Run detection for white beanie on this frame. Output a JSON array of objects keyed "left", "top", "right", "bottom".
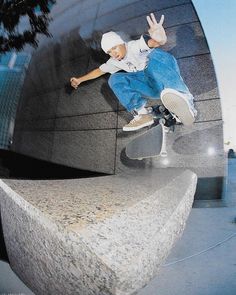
[{"left": 101, "top": 31, "right": 124, "bottom": 53}]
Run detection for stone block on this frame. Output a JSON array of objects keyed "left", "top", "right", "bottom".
[
  {"left": 21, "top": 63, "right": 53, "bottom": 97},
  {"left": 97, "top": 0, "right": 144, "bottom": 18},
  {"left": 55, "top": 112, "right": 117, "bottom": 131},
  {"left": 117, "top": 97, "right": 222, "bottom": 124},
  {"left": 55, "top": 60, "right": 88, "bottom": 87},
  {"left": 14, "top": 118, "right": 55, "bottom": 132},
  {"left": 163, "top": 22, "right": 209, "bottom": 58},
  {"left": 49, "top": 3, "right": 99, "bottom": 38},
  {"left": 56, "top": 76, "right": 118, "bottom": 117},
  {"left": 16, "top": 90, "right": 60, "bottom": 121},
  {"left": 195, "top": 99, "right": 222, "bottom": 122},
  {"left": 25, "top": 61, "right": 61, "bottom": 96},
  {"left": 171, "top": 121, "right": 224, "bottom": 156},
  {"left": 30, "top": 45, "right": 57, "bottom": 71},
  {"left": 51, "top": 129, "right": 117, "bottom": 174},
  {"left": 0, "top": 168, "right": 197, "bottom": 295},
  {"left": 51, "top": 0, "right": 103, "bottom": 19},
  {"left": 178, "top": 54, "right": 220, "bottom": 100},
  {"left": 56, "top": 32, "right": 90, "bottom": 65},
  {"left": 11, "top": 131, "right": 54, "bottom": 162},
  {"left": 110, "top": 3, "right": 197, "bottom": 38},
  {"left": 95, "top": 0, "right": 191, "bottom": 31}
]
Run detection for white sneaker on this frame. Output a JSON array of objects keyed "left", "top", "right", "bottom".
[{"left": 161, "top": 88, "right": 197, "bottom": 126}]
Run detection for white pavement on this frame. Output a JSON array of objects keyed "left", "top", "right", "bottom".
[
  {"left": 1, "top": 207, "right": 236, "bottom": 295},
  {"left": 138, "top": 207, "right": 236, "bottom": 295}
]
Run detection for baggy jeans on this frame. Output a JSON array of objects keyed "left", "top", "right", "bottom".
[{"left": 108, "top": 48, "right": 191, "bottom": 112}]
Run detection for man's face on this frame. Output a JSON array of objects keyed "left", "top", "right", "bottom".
[{"left": 107, "top": 44, "right": 126, "bottom": 60}]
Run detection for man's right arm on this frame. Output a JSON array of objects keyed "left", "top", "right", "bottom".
[{"left": 70, "top": 67, "right": 105, "bottom": 89}]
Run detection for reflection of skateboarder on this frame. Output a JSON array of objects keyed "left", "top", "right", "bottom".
[{"left": 70, "top": 13, "right": 197, "bottom": 131}]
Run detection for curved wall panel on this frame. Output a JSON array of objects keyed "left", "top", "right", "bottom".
[{"left": 12, "top": 0, "right": 225, "bottom": 198}]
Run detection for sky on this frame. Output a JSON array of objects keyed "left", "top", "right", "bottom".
[{"left": 192, "top": 0, "right": 236, "bottom": 150}]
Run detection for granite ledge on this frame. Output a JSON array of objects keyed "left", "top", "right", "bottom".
[{"left": 0, "top": 169, "right": 197, "bottom": 295}]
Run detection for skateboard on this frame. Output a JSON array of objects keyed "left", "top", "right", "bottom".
[{"left": 125, "top": 105, "right": 176, "bottom": 160}]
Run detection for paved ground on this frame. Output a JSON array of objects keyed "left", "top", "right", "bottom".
[
  {"left": 138, "top": 207, "right": 236, "bottom": 295},
  {"left": 138, "top": 158, "right": 236, "bottom": 295},
  {"left": 1, "top": 160, "right": 236, "bottom": 295}
]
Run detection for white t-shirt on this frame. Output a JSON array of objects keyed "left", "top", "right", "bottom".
[{"left": 99, "top": 35, "right": 152, "bottom": 74}]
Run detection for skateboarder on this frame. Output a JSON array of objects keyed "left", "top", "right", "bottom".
[{"left": 70, "top": 13, "right": 197, "bottom": 131}]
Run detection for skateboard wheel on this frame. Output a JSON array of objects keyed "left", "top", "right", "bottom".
[
  {"left": 159, "top": 105, "right": 165, "bottom": 112},
  {"left": 146, "top": 107, "right": 153, "bottom": 114},
  {"left": 160, "top": 151, "right": 168, "bottom": 157},
  {"left": 159, "top": 118, "right": 166, "bottom": 125}
]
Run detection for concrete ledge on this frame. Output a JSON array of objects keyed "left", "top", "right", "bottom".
[{"left": 0, "top": 169, "right": 197, "bottom": 294}]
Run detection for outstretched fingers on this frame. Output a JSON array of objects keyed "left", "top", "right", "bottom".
[
  {"left": 159, "top": 14, "right": 164, "bottom": 25},
  {"left": 146, "top": 15, "right": 153, "bottom": 27},
  {"left": 147, "top": 13, "right": 165, "bottom": 27},
  {"left": 150, "top": 13, "right": 158, "bottom": 25}
]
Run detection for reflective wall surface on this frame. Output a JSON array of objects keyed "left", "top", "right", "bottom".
[
  {"left": 12, "top": 0, "right": 225, "bottom": 198},
  {"left": 0, "top": 53, "right": 31, "bottom": 149}
]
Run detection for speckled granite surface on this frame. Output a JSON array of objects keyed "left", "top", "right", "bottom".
[
  {"left": 0, "top": 169, "right": 197, "bottom": 295},
  {"left": 3, "top": 169, "right": 184, "bottom": 229}
]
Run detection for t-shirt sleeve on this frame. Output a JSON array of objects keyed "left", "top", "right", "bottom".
[
  {"left": 99, "top": 58, "right": 121, "bottom": 74},
  {"left": 137, "top": 35, "right": 151, "bottom": 51},
  {"left": 128, "top": 35, "right": 151, "bottom": 54}
]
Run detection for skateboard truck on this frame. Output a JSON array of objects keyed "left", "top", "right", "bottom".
[
  {"left": 151, "top": 105, "right": 175, "bottom": 158},
  {"left": 159, "top": 118, "right": 168, "bottom": 157},
  {"left": 152, "top": 105, "right": 176, "bottom": 129}
]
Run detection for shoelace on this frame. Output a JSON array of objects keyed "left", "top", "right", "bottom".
[{"left": 129, "top": 115, "right": 142, "bottom": 124}]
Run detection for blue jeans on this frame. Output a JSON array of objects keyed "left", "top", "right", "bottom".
[{"left": 108, "top": 48, "right": 191, "bottom": 112}]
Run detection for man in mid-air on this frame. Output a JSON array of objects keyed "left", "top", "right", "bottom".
[{"left": 70, "top": 13, "right": 197, "bottom": 131}]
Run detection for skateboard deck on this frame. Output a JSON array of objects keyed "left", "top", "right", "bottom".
[{"left": 125, "top": 123, "right": 167, "bottom": 160}]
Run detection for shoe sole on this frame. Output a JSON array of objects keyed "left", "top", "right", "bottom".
[
  {"left": 161, "top": 90, "right": 195, "bottom": 126},
  {"left": 123, "top": 119, "right": 154, "bottom": 131}
]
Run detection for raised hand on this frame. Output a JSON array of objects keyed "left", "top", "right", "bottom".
[{"left": 146, "top": 13, "right": 167, "bottom": 45}]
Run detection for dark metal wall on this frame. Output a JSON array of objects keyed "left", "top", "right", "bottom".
[{"left": 12, "top": 0, "right": 225, "bottom": 198}]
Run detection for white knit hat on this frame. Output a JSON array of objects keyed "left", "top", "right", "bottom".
[{"left": 101, "top": 31, "right": 124, "bottom": 53}]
